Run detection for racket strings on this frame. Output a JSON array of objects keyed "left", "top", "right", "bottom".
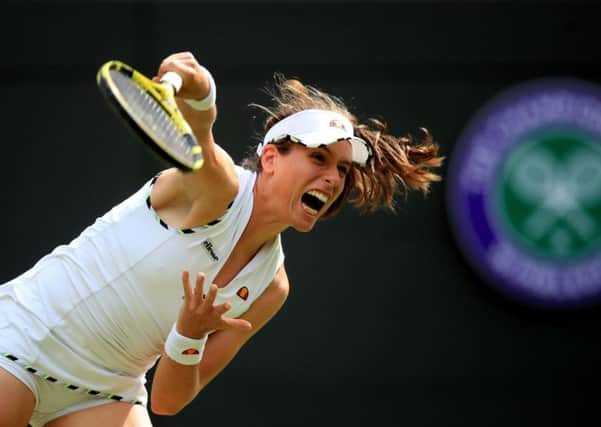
[{"left": 111, "top": 71, "right": 195, "bottom": 161}]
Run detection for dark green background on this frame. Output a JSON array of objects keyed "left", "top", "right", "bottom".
[{"left": 1, "top": 1, "right": 600, "bottom": 426}]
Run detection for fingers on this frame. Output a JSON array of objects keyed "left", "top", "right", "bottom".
[
  {"left": 179, "top": 270, "right": 252, "bottom": 332},
  {"left": 156, "top": 52, "right": 212, "bottom": 102},
  {"left": 212, "top": 301, "right": 231, "bottom": 318},
  {"left": 181, "top": 270, "right": 194, "bottom": 303},
  {"left": 182, "top": 271, "right": 209, "bottom": 309},
  {"left": 223, "top": 317, "right": 253, "bottom": 331},
  {"left": 215, "top": 302, "right": 252, "bottom": 331},
  {"left": 183, "top": 271, "right": 218, "bottom": 308},
  {"left": 204, "top": 281, "right": 219, "bottom": 306},
  {"left": 157, "top": 51, "right": 199, "bottom": 79},
  {"left": 194, "top": 272, "right": 206, "bottom": 305}
]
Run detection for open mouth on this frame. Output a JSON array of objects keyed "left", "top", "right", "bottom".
[{"left": 301, "top": 190, "right": 328, "bottom": 215}]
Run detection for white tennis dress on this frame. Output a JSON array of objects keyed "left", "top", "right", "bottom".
[{"left": 0, "top": 165, "right": 284, "bottom": 409}]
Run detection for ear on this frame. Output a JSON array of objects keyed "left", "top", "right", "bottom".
[{"left": 260, "top": 144, "right": 279, "bottom": 175}]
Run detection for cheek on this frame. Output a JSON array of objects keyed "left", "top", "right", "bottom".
[
  {"left": 274, "top": 161, "right": 302, "bottom": 196},
  {"left": 334, "top": 175, "right": 349, "bottom": 199},
  {"left": 278, "top": 156, "right": 309, "bottom": 180}
]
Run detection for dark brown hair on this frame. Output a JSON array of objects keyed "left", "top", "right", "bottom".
[{"left": 242, "top": 75, "right": 444, "bottom": 218}]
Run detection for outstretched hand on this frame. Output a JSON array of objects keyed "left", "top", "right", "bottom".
[{"left": 176, "top": 270, "right": 252, "bottom": 339}]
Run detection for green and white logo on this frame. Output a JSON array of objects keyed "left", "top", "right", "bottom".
[{"left": 495, "top": 131, "right": 601, "bottom": 260}]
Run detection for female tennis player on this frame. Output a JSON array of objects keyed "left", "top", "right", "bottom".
[{"left": 0, "top": 52, "right": 443, "bottom": 427}]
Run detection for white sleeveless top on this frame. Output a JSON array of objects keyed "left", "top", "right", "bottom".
[{"left": 0, "top": 166, "right": 284, "bottom": 404}]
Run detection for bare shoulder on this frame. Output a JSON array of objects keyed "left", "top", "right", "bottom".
[
  {"left": 150, "top": 143, "right": 239, "bottom": 228},
  {"left": 188, "top": 143, "right": 239, "bottom": 206},
  {"left": 183, "top": 143, "right": 239, "bottom": 201}
]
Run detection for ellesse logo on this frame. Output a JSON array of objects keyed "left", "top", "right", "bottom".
[
  {"left": 236, "top": 286, "right": 249, "bottom": 301},
  {"left": 329, "top": 119, "right": 346, "bottom": 131}
]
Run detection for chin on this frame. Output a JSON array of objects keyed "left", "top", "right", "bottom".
[
  {"left": 294, "top": 226, "right": 314, "bottom": 233},
  {"left": 291, "top": 216, "right": 318, "bottom": 233}
]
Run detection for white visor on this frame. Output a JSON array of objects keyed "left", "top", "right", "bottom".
[{"left": 257, "top": 109, "right": 373, "bottom": 166}]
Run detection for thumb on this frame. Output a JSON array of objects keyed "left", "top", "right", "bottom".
[{"left": 223, "top": 317, "right": 252, "bottom": 331}]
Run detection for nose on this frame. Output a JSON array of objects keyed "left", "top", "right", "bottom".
[{"left": 323, "top": 164, "right": 342, "bottom": 187}]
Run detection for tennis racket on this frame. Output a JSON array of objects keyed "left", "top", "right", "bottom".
[{"left": 97, "top": 60, "right": 203, "bottom": 172}]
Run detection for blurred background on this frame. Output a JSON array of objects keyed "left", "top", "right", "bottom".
[{"left": 1, "top": 0, "right": 600, "bottom": 425}]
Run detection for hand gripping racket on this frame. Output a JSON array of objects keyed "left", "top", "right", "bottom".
[{"left": 97, "top": 60, "right": 203, "bottom": 172}]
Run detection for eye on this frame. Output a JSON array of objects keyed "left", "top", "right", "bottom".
[
  {"left": 337, "top": 165, "right": 350, "bottom": 177},
  {"left": 311, "top": 152, "right": 326, "bottom": 163}
]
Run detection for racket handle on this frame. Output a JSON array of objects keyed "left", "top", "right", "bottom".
[{"left": 161, "top": 72, "right": 183, "bottom": 94}]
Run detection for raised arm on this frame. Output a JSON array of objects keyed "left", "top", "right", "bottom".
[
  {"left": 151, "top": 265, "right": 290, "bottom": 415},
  {"left": 150, "top": 52, "right": 238, "bottom": 229}
]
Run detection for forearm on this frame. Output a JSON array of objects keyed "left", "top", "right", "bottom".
[
  {"left": 172, "top": 101, "right": 238, "bottom": 206},
  {"left": 157, "top": 51, "right": 219, "bottom": 162},
  {"left": 176, "top": 60, "right": 218, "bottom": 155},
  {"left": 151, "top": 355, "right": 204, "bottom": 415},
  {"left": 178, "top": 101, "right": 217, "bottom": 152},
  {"left": 150, "top": 270, "right": 288, "bottom": 415}
]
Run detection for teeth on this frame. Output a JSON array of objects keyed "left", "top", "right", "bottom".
[
  {"left": 307, "top": 190, "right": 328, "bottom": 203},
  {"left": 302, "top": 203, "right": 318, "bottom": 215}
]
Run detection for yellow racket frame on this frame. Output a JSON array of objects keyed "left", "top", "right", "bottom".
[{"left": 97, "top": 60, "right": 203, "bottom": 171}]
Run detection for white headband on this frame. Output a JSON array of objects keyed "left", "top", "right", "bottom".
[{"left": 256, "top": 109, "right": 372, "bottom": 166}]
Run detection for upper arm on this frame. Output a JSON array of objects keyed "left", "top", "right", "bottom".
[
  {"left": 194, "top": 265, "right": 290, "bottom": 387},
  {"left": 150, "top": 135, "right": 239, "bottom": 228}
]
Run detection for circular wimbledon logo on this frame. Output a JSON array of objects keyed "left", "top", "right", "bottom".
[{"left": 447, "top": 78, "right": 601, "bottom": 310}]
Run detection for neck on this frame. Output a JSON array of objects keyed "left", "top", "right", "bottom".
[{"left": 238, "top": 172, "right": 288, "bottom": 249}]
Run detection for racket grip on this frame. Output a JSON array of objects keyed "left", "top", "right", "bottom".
[{"left": 161, "top": 72, "right": 183, "bottom": 94}]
